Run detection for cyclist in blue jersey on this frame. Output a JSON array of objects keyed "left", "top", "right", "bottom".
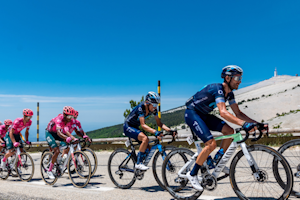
[
  {"left": 184, "top": 65, "right": 268, "bottom": 191},
  {"left": 124, "top": 91, "right": 176, "bottom": 171}
]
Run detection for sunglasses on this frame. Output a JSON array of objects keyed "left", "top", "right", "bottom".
[
  {"left": 151, "top": 103, "right": 158, "bottom": 108},
  {"left": 26, "top": 116, "right": 32, "bottom": 119},
  {"left": 66, "top": 115, "right": 74, "bottom": 119},
  {"left": 232, "top": 76, "right": 242, "bottom": 81}
]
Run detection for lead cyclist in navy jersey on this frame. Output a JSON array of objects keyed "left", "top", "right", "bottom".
[
  {"left": 124, "top": 91, "right": 176, "bottom": 171},
  {"left": 184, "top": 65, "right": 268, "bottom": 191}
]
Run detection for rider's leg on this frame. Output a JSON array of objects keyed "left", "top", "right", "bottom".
[
  {"left": 220, "top": 124, "right": 234, "bottom": 152},
  {"left": 137, "top": 132, "right": 149, "bottom": 165}
]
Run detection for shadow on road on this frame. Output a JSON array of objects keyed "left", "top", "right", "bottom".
[{"left": 139, "top": 185, "right": 164, "bottom": 192}]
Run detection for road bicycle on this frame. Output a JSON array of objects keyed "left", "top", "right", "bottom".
[
  {"left": 40, "top": 139, "right": 91, "bottom": 188},
  {"left": 162, "top": 125, "right": 293, "bottom": 200},
  {"left": 0, "top": 145, "right": 34, "bottom": 181},
  {"left": 42, "top": 138, "right": 97, "bottom": 177},
  {"left": 108, "top": 131, "right": 177, "bottom": 189},
  {"left": 276, "top": 138, "right": 300, "bottom": 197}
]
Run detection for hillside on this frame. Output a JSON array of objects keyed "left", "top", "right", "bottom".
[{"left": 87, "top": 75, "right": 300, "bottom": 138}]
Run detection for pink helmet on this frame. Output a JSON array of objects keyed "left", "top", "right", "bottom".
[
  {"left": 4, "top": 119, "right": 12, "bottom": 126},
  {"left": 63, "top": 106, "right": 75, "bottom": 116},
  {"left": 74, "top": 110, "right": 79, "bottom": 118},
  {"left": 23, "top": 108, "right": 34, "bottom": 116}
]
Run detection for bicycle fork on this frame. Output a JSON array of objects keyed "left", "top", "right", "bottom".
[{"left": 240, "top": 143, "right": 260, "bottom": 180}]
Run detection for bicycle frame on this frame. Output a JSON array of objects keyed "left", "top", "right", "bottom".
[
  {"left": 178, "top": 132, "right": 259, "bottom": 180},
  {"left": 58, "top": 143, "right": 77, "bottom": 172}
]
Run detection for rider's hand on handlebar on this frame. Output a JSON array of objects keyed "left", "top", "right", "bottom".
[
  {"left": 26, "top": 141, "right": 31, "bottom": 145},
  {"left": 170, "top": 130, "right": 178, "bottom": 137},
  {"left": 242, "top": 122, "right": 257, "bottom": 133},
  {"left": 155, "top": 131, "right": 163, "bottom": 140}
]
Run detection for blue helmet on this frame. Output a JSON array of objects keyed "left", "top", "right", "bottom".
[
  {"left": 221, "top": 65, "right": 243, "bottom": 78},
  {"left": 145, "top": 91, "right": 160, "bottom": 104}
]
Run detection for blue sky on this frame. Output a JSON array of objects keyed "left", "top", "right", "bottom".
[{"left": 0, "top": 1, "right": 299, "bottom": 141}]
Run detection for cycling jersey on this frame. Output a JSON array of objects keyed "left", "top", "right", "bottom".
[
  {"left": 186, "top": 83, "right": 236, "bottom": 115},
  {"left": 68, "top": 119, "right": 83, "bottom": 133},
  {"left": 46, "top": 114, "right": 75, "bottom": 134},
  {"left": 0, "top": 125, "right": 7, "bottom": 138},
  {"left": 9, "top": 118, "right": 32, "bottom": 135},
  {"left": 124, "top": 102, "right": 158, "bottom": 128}
]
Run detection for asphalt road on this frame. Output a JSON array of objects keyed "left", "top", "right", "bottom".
[{"left": 0, "top": 150, "right": 298, "bottom": 200}]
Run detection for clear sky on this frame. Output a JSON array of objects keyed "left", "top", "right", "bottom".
[{"left": 0, "top": 0, "right": 299, "bottom": 141}]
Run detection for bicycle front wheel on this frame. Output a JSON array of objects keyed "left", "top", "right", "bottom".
[
  {"left": 152, "top": 145, "right": 176, "bottom": 189},
  {"left": 40, "top": 152, "right": 58, "bottom": 185},
  {"left": 108, "top": 148, "right": 136, "bottom": 189},
  {"left": 162, "top": 148, "right": 202, "bottom": 200},
  {"left": 68, "top": 151, "right": 91, "bottom": 188},
  {"left": 276, "top": 139, "right": 300, "bottom": 197},
  {"left": 82, "top": 147, "right": 98, "bottom": 177},
  {"left": 230, "top": 144, "right": 293, "bottom": 200},
  {"left": 0, "top": 153, "right": 9, "bottom": 180},
  {"left": 16, "top": 152, "right": 34, "bottom": 182}
]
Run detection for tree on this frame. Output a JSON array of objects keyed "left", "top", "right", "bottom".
[{"left": 123, "top": 96, "right": 144, "bottom": 118}]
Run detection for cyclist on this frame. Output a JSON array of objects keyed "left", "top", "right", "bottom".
[
  {"left": 1, "top": 109, "right": 33, "bottom": 169},
  {"left": 124, "top": 91, "right": 176, "bottom": 170},
  {"left": 45, "top": 106, "right": 78, "bottom": 179},
  {"left": 0, "top": 120, "right": 13, "bottom": 152},
  {"left": 184, "top": 65, "right": 268, "bottom": 191}
]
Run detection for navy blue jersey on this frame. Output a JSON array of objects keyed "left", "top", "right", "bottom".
[
  {"left": 125, "top": 102, "right": 158, "bottom": 128},
  {"left": 186, "top": 83, "right": 236, "bottom": 115}
]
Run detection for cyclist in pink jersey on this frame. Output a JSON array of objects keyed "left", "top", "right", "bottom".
[
  {"left": 1, "top": 109, "right": 33, "bottom": 169},
  {"left": 45, "top": 106, "right": 78, "bottom": 179},
  {"left": 73, "top": 110, "right": 91, "bottom": 142},
  {"left": 0, "top": 120, "right": 13, "bottom": 152}
]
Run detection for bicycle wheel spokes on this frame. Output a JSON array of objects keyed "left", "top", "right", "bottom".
[
  {"left": 16, "top": 152, "right": 34, "bottom": 182},
  {"left": 68, "top": 151, "right": 91, "bottom": 188},
  {"left": 0, "top": 153, "right": 9, "bottom": 180},
  {"left": 82, "top": 147, "right": 98, "bottom": 177},
  {"left": 230, "top": 145, "right": 293, "bottom": 200},
  {"left": 163, "top": 148, "right": 202, "bottom": 200},
  {"left": 277, "top": 139, "right": 300, "bottom": 197},
  {"left": 108, "top": 148, "right": 136, "bottom": 189},
  {"left": 40, "top": 152, "right": 58, "bottom": 185}
]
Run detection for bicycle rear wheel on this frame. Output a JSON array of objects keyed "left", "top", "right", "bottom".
[
  {"left": 40, "top": 152, "right": 58, "bottom": 185},
  {"left": 16, "top": 152, "right": 34, "bottom": 181},
  {"left": 230, "top": 144, "right": 293, "bottom": 200},
  {"left": 68, "top": 151, "right": 91, "bottom": 188},
  {"left": 162, "top": 148, "right": 202, "bottom": 200},
  {"left": 108, "top": 148, "right": 136, "bottom": 189},
  {"left": 82, "top": 147, "right": 98, "bottom": 177},
  {"left": 276, "top": 139, "right": 300, "bottom": 197},
  {"left": 152, "top": 146, "right": 176, "bottom": 189},
  {"left": 0, "top": 153, "right": 9, "bottom": 180}
]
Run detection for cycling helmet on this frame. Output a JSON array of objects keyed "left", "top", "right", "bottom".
[
  {"left": 63, "top": 106, "right": 75, "bottom": 115},
  {"left": 23, "top": 108, "right": 34, "bottom": 116},
  {"left": 221, "top": 65, "right": 243, "bottom": 78},
  {"left": 74, "top": 110, "right": 79, "bottom": 118},
  {"left": 145, "top": 91, "right": 160, "bottom": 104},
  {"left": 4, "top": 119, "right": 12, "bottom": 126}
]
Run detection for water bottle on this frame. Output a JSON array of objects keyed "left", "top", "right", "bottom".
[
  {"left": 214, "top": 148, "right": 224, "bottom": 165},
  {"left": 206, "top": 155, "right": 215, "bottom": 169}
]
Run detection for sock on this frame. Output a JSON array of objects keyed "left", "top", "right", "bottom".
[
  {"left": 48, "top": 163, "right": 54, "bottom": 172},
  {"left": 2, "top": 157, "right": 7, "bottom": 163},
  {"left": 137, "top": 151, "right": 146, "bottom": 164},
  {"left": 190, "top": 163, "right": 201, "bottom": 176}
]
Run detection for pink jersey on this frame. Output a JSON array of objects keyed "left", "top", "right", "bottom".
[
  {"left": 47, "top": 114, "right": 75, "bottom": 134},
  {"left": 0, "top": 125, "right": 7, "bottom": 138},
  {"left": 67, "top": 119, "right": 83, "bottom": 133},
  {"left": 10, "top": 118, "right": 32, "bottom": 135}
]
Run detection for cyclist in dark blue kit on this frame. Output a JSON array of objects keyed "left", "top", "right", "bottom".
[
  {"left": 124, "top": 91, "right": 175, "bottom": 171},
  {"left": 184, "top": 65, "right": 268, "bottom": 191}
]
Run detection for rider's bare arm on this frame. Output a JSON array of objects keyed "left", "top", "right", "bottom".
[
  {"left": 217, "top": 102, "right": 245, "bottom": 126},
  {"left": 140, "top": 116, "right": 156, "bottom": 134},
  {"left": 74, "top": 129, "right": 84, "bottom": 137},
  {"left": 154, "top": 116, "right": 171, "bottom": 132},
  {"left": 230, "top": 103, "right": 257, "bottom": 123},
  {"left": 25, "top": 128, "right": 29, "bottom": 141},
  {"left": 57, "top": 129, "right": 68, "bottom": 140}
]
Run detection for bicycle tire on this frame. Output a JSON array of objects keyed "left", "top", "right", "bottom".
[
  {"left": 152, "top": 145, "right": 176, "bottom": 189},
  {"left": 108, "top": 148, "right": 137, "bottom": 189},
  {"left": 162, "top": 148, "right": 202, "bottom": 200},
  {"left": 230, "top": 144, "right": 293, "bottom": 200},
  {"left": 16, "top": 152, "right": 34, "bottom": 181},
  {"left": 82, "top": 147, "right": 98, "bottom": 177},
  {"left": 40, "top": 152, "right": 58, "bottom": 185},
  {"left": 0, "top": 153, "right": 9, "bottom": 180},
  {"left": 276, "top": 139, "right": 300, "bottom": 197},
  {"left": 68, "top": 151, "right": 91, "bottom": 188}
]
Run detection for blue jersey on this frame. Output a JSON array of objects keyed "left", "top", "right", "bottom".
[
  {"left": 186, "top": 83, "right": 236, "bottom": 115},
  {"left": 125, "top": 102, "right": 158, "bottom": 128}
]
